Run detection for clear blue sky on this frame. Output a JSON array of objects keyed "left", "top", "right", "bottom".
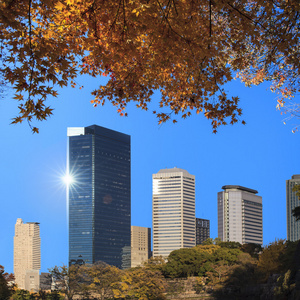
[{"left": 0, "top": 75, "right": 299, "bottom": 274}]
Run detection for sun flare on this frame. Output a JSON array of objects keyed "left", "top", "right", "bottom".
[{"left": 63, "top": 174, "right": 74, "bottom": 185}]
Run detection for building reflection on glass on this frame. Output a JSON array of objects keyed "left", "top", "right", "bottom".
[{"left": 67, "top": 125, "right": 131, "bottom": 269}]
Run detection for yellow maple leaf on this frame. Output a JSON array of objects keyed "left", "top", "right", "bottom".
[{"left": 55, "top": 2, "right": 64, "bottom": 10}]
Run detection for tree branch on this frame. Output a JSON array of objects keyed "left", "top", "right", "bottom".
[{"left": 225, "top": 2, "right": 266, "bottom": 30}]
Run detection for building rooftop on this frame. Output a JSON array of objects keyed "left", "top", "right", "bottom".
[
  {"left": 157, "top": 167, "right": 193, "bottom": 176},
  {"left": 222, "top": 185, "right": 258, "bottom": 194}
]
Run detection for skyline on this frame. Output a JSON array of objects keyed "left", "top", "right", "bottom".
[{"left": 0, "top": 76, "right": 300, "bottom": 275}]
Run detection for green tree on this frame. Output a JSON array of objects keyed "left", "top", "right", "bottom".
[
  {"left": 206, "top": 246, "right": 242, "bottom": 283},
  {"left": 163, "top": 248, "right": 208, "bottom": 278},
  {"left": 201, "top": 238, "right": 221, "bottom": 245},
  {"left": 36, "top": 290, "right": 47, "bottom": 300},
  {"left": 212, "top": 252, "right": 260, "bottom": 299},
  {"left": 122, "top": 267, "right": 166, "bottom": 300},
  {"left": 142, "top": 256, "right": 166, "bottom": 273},
  {"left": 240, "top": 243, "right": 263, "bottom": 258},
  {"left": 0, "top": 273, "right": 10, "bottom": 300},
  {"left": 84, "top": 262, "right": 122, "bottom": 300},
  {"left": 271, "top": 241, "right": 300, "bottom": 299},
  {"left": 292, "top": 185, "right": 300, "bottom": 221},
  {"left": 201, "top": 238, "right": 214, "bottom": 245},
  {"left": 164, "top": 278, "right": 184, "bottom": 299},
  {"left": 12, "top": 289, "right": 32, "bottom": 300},
  {"left": 218, "top": 241, "right": 241, "bottom": 249},
  {"left": 49, "top": 264, "right": 84, "bottom": 300},
  {"left": 257, "top": 240, "right": 297, "bottom": 282},
  {"left": 46, "top": 290, "right": 64, "bottom": 300},
  {"left": 163, "top": 244, "right": 242, "bottom": 279},
  {"left": 227, "top": 253, "right": 259, "bottom": 285},
  {"left": 212, "top": 247, "right": 241, "bottom": 264}
]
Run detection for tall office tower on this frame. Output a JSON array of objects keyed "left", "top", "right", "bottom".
[
  {"left": 67, "top": 125, "right": 131, "bottom": 269},
  {"left": 131, "top": 226, "right": 151, "bottom": 268},
  {"left": 196, "top": 218, "right": 210, "bottom": 245},
  {"left": 218, "top": 185, "right": 263, "bottom": 245},
  {"left": 286, "top": 175, "right": 300, "bottom": 241},
  {"left": 152, "top": 168, "right": 196, "bottom": 258},
  {"left": 14, "top": 218, "right": 41, "bottom": 291}
]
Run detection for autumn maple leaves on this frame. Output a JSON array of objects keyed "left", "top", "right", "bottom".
[{"left": 0, "top": 0, "right": 299, "bottom": 131}]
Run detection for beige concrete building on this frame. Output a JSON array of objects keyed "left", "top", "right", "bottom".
[
  {"left": 131, "top": 226, "right": 151, "bottom": 267},
  {"left": 14, "top": 218, "right": 41, "bottom": 291},
  {"left": 24, "top": 270, "right": 40, "bottom": 292},
  {"left": 153, "top": 168, "right": 196, "bottom": 258},
  {"left": 218, "top": 186, "right": 263, "bottom": 245}
]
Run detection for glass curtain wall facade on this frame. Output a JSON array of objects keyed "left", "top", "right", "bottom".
[
  {"left": 68, "top": 125, "right": 131, "bottom": 269},
  {"left": 286, "top": 175, "right": 300, "bottom": 241},
  {"left": 218, "top": 185, "right": 263, "bottom": 245},
  {"left": 152, "top": 168, "right": 195, "bottom": 258}
]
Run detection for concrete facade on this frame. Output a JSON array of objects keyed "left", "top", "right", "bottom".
[
  {"left": 25, "top": 270, "right": 40, "bottom": 292},
  {"left": 153, "top": 168, "right": 195, "bottom": 258},
  {"left": 14, "top": 218, "right": 40, "bottom": 291},
  {"left": 131, "top": 226, "right": 151, "bottom": 267},
  {"left": 40, "top": 272, "right": 53, "bottom": 291},
  {"left": 286, "top": 175, "right": 300, "bottom": 241},
  {"left": 218, "top": 186, "right": 263, "bottom": 245}
]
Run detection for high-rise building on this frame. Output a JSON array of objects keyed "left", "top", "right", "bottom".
[
  {"left": 286, "top": 175, "right": 300, "bottom": 241},
  {"left": 14, "top": 218, "right": 41, "bottom": 291},
  {"left": 218, "top": 185, "right": 263, "bottom": 245},
  {"left": 152, "top": 168, "right": 195, "bottom": 258},
  {"left": 196, "top": 218, "right": 210, "bottom": 245},
  {"left": 131, "top": 226, "right": 151, "bottom": 268},
  {"left": 67, "top": 125, "right": 131, "bottom": 269}
]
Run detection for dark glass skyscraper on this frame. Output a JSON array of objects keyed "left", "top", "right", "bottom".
[
  {"left": 196, "top": 218, "right": 210, "bottom": 245},
  {"left": 67, "top": 125, "right": 131, "bottom": 269}
]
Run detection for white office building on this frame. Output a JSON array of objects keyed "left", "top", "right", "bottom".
[
  {"left": 152, "top": 168, "right": 195, "bottom": 258},
  {"left": 218, "top": 185, "right": 263, "bottom": 245}
]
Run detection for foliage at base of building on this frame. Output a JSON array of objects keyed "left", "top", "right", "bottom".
[{"left": 4, "top": 239, "right": 300, "bottom": 300}]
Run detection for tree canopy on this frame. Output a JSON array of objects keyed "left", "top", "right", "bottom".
[
  {"left": 0, "top": 0, "right": 299, "bottom": 132},
  {"left": 49, "top": 262, "right": 167, "bottom": 300},
  {"left": 0, "top": 265, "right": 14, "bottom": 300},
  {"left": 163, "top": 245, "right": 242, "bottom": 278},
  {"left": 11, "top": 241, "right": 300, "bottom": 300},
  {"left": 292, "top": 184, "right": 300, "bottom": 221}
]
